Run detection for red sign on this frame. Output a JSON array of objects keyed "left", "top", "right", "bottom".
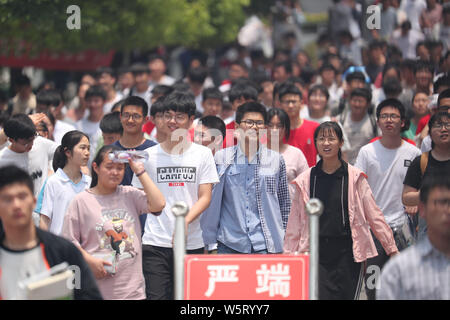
[
  {"left": 184, "top": 254, "right": 309, "bottom": 300},
  {"left": 0, "top": 40, "right": 114, "bottom": 71}
]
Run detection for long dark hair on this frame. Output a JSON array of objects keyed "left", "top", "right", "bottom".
[
  {"left": 313, "top": 121, "right": 344, "bottom": 160},
  {"left": 90, "top": 145, "right": 121, "bottom": 188},
  {"left": 267, "top": 108, "right": 291, "bottom": 140},
  {"left": 52, "top": 130, "right": 89, "bottom": 172}
]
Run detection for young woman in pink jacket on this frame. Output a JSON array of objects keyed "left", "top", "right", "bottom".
[{"left": 284, "top": 121, "right": 399, "bottom": 300}]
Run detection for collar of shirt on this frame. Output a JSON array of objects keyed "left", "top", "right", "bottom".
[
  {"left": 418, "top": 236, "right": 450, "bottom": 260},
  {"left": 236, "top": 144, "right": 260, "bottom": 165},
  {"left": 56, "top": 168, "right": 89, "bottom": 185},
  {"left": 315, "top": 159, "right": 348, "bottom": 177}
]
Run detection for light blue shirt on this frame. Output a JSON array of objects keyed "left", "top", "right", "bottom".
[
  {"left": 201, "top": 145, "right": 291, "bottom": 253},
  {"left": 220, "top": 146, "right": 266, "bottom": 253}
]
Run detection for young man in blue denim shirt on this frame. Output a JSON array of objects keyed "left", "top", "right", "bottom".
[{"left": 201, "top": 101, "right": 291, "bottom": 254}]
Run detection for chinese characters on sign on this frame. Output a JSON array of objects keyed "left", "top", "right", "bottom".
[
  {"left": 185, "top": 255, "right": 308, "bottom": 300},
  {"left": 205, "top": 265, "right": 239, "bottom": 297}
]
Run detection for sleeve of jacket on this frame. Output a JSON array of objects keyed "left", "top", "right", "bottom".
[
  {"left": 283, "top": 182, "right": 307, "bottom": 254},
  {"left": 277, "top": 157, "right": 291, "bottom": 230},
  {"left": 359, "top": 175, "right": 399, "bottom": 256},
  {"left": 200, "top": 164, "right": 224, "bottom": 246}
]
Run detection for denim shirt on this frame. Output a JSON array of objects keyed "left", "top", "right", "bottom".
[{"left": 201, "top": 145, "right": 291, "bottom": 253}]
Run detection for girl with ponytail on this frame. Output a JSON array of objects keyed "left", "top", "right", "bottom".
[{"left": 39, "top": 130, "right": 91, "bottom": 234}]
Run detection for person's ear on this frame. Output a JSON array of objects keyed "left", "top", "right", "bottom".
[{"left": 92, "top": 162, "right": 100, "bottom": 175}]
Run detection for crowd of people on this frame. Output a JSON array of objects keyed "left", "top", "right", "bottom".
[{"left": 0, "top": 0, "right": 449, "bottom": 301}]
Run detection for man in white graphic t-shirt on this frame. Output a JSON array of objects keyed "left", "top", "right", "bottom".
[
  {"left": 132, "top": 91, "right": 219, "bottom": 300},
  {"left": 355, "top": 98, "right": 421, "bottom": 300}
]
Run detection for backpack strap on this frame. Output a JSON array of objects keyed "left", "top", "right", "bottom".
[{"left": 420, "top": 152, "right": 429, "bottom": 176}]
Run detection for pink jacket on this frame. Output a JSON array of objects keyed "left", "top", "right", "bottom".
[{"left": 283, "top": 164, "right": 398, "bottom": 263}]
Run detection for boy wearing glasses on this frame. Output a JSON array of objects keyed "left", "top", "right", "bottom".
[
  {"left": 0, "top": 114, "right": 58, "bottom": 226},
  {"left": 278, "top": 82, "right": 319, "bottom": 167},
  {"left": 132, "top": 91, "right": 218, "bottom": 300},
  {"left": 201, "top": 102, "right": 291, "bottom": 255},
  {"left": 355, "top": 99, "right": 421, "bottom": 300},
  {"left": 113, "top": 96, "right": 157, "bottom": 185}
]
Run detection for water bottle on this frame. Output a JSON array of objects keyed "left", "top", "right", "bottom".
[{"left": 108, "top": 150, "right": 149, "bottom": 163}]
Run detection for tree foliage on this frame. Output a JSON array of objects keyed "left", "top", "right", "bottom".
[{"left": 0, "top": 0, "right": 250, "bottom": 53}]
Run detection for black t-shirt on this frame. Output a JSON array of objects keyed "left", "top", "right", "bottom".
[
  {"left": 310, "top": 160, "right": 351, "bottom": 238},
  {"left": 403, "top": 152, "right": 450, "bottom": 190}
]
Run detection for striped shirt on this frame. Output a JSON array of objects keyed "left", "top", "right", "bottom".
[{"left": 377, "top": 236, "right": 450, "bottom": 300}]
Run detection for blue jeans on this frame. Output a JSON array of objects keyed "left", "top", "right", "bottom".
[{"left": 217, "top": 242, "right": 268, "bottom": 254}]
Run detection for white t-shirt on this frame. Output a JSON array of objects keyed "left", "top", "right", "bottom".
[
  {"left": 103, "top": 92, "right": 124, "bottom": 114},
  {"left": 421, "top": 135, "right": 432, "bottom": 153},
  {"left": 132, "top": 143, "right": 219, "bottom": 250},
  {"left": 53, "top": 120, "right": 76, "bottom": 145},
  {"left": 0, "top": 244, "right": 48, "bottom": 300},
  {"left": 40, "top": 168, "right": 91, "bottom": 235},
  {"left": 0, "top": 136, "right": 58, "bottom": 198},
  {"left": 355, "top": 140, "right": 421, "bottom": 228}
]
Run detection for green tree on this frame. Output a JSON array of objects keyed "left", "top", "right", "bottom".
[{"left": 0, "top": 0, "right": 250, "bottom": 53}]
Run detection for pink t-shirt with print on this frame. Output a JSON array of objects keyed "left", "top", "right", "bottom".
[{"left": 62, "top": 185, "right": 149, "bottom": 300}]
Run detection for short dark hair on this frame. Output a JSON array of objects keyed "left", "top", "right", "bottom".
[
  {"left": 229, "top": 83, "right": 258, "bottom": 103},
  {"left": 130, "top": 63, "right": 150, "bottom": 75},
  {"left": 15, "top": 75, "right": 31, "bottom": 87},
  {"left": 274, "top": 60, "right": 293, "bottom": 75},
  {"left": 4, "top": 113, "right": 36, "bottom": 140},
  {"left": 151, "top": 85, "right": 173, "bottom": 97},
  {"left": 0, "top": 165, "right": 34, "bottom": 194},
  {"left": 95, "top": 67, "right": 115, "bottom": 79},
  {"left": 438, "top": 88, "right": 450, "bottom": 107},
  {"left": 308, "top": 84, "right": 330, "bottom": 101},
  {"left": 36, "top": 89, "right": 62, "bottom": 108},
  {"left": 100, "top": 112, "right": 123, "bottom": 135},
  {"left": 350, "top": 87, "right": 372, "bottom": 103},
  {"left": 187, "top": 67, "right": 208, "bottom": 84},
  {"left": 267, "top": 108, "right": 291, "bottom": 140},
  {"left": 419, "top": 173, "right": 450, "bottom": 204},
  {"left": 278, "top": 82, "right": 303, "bottom": 101},
  {"left": 230, "top": 60, "right": 249, "bottom": 72},
  {"left": 319, "top": 63, "right": 337, "bottom": 74},
  {"left": 198, "top": 115, "right": 226, "bottom": 139},
  {"left": 235, "top": 101, "right": 267, "bottom": 125},
  {"left": 202, "top": 87, "right": 223, "bottom": 103},
  {"left": 376, "top": 98, "right": 409, "bottom": 131},
  {"left": 121, "top": 96, "right": 149, "bottom": 117},
  {"left": 433, "top": 74, "right": 450, "bottom": 94},
  {"left": 414, "top": 60, "right": 434, "bottom": 75},
  {"left": 382, "top": 78, "right": 403, "bottom": 97},
  {"left": 346, "top": 71, "right": 366, "bottom": 84},
  {"left": 150, "top": 97, "right": 166, "bottom": 117},
  {"left": 85, "top": 85, "right": 107, "bottom": 101},
  {"left": 163, "top": 91, "right": 196, "bottom": 117}
]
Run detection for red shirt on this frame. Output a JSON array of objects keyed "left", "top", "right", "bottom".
[
  {"left": 369, "top": 136, "right": 416, "bottom": 146},
  {"left": 416, "top": 114, "right": 431, "bottom": 135},
  {"left": 142, "top": 121, "right": 155, "bottom": 135},
  {"left": 223, "top": 121, "right": 237, "bottom": 148},
  {"left": 285, "top": 119, "right": 319, "bottom": 167}
]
